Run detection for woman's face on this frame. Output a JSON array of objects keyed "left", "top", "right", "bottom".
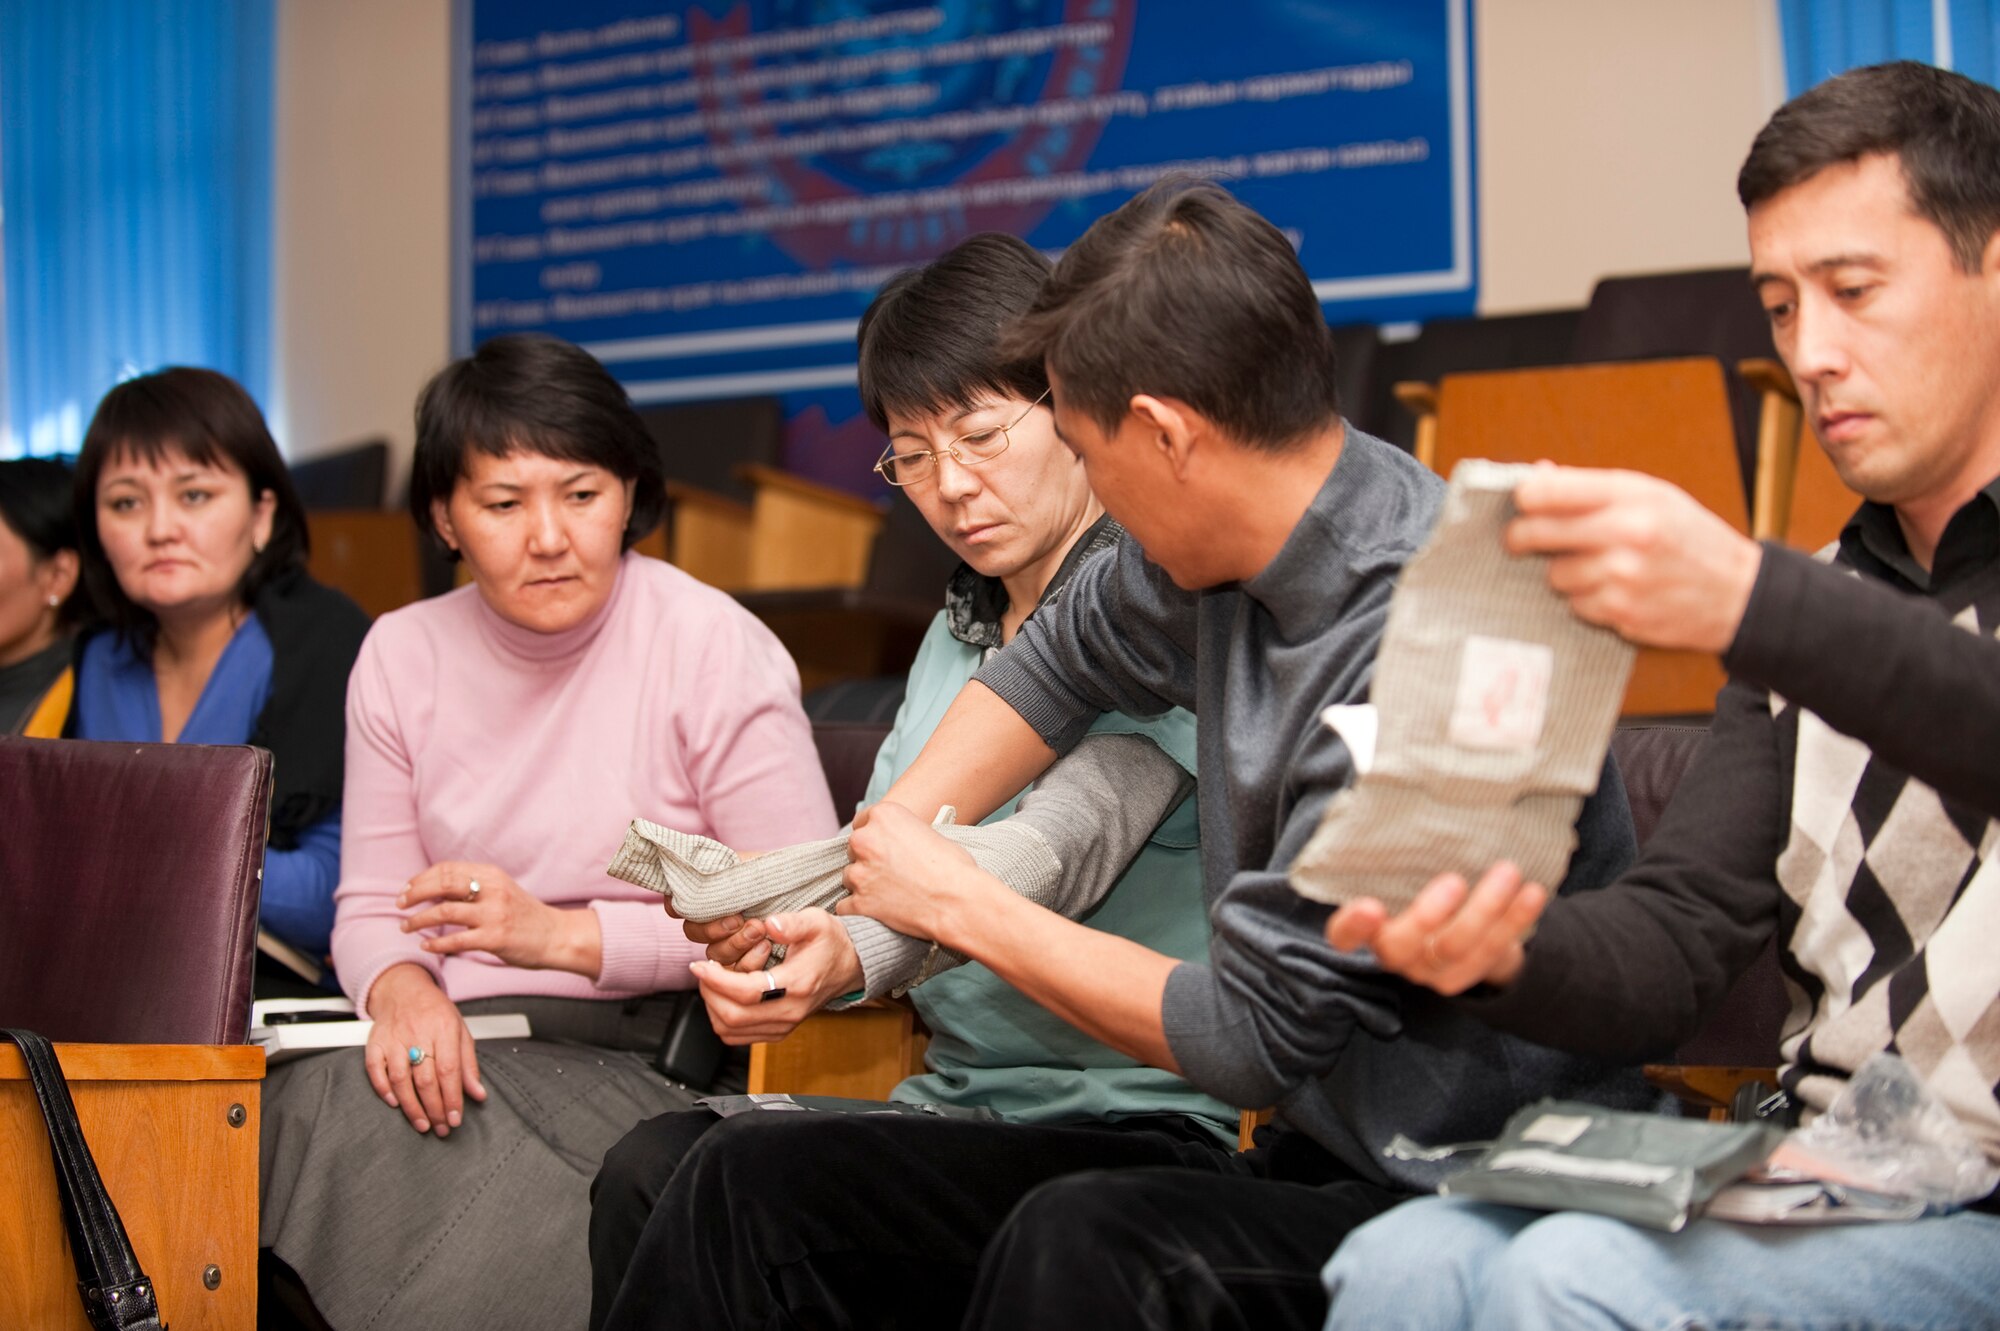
[
  {"left": 434, "top": 448, "right": 635, "bottom": 634},
  {"left": 95, "top": 447, "right": 275, "bottom": 624},
  {"left": 885, "top": 394, "right": 1095, "bottom": 582},
  {"left": 0, "top": 516, "right": 77, "bottom": 667}
]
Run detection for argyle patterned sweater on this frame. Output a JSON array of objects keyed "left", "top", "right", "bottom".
[{"left": 1468, "top": 483, "right": 2000, "bottom": 1164}]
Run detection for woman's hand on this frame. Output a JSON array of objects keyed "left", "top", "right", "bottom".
[
  {"left": 363, "top": 963, "right": 487, "bottom": 1137},
  {"left": 836, "top": 802, "right": 988, "bottom": 946},
  {"left": 689, "top": 911, "right": 868, "bottom": 1045},
  {"left": 399, "top": 860, "right": 602, "bottom": 978},
  {"left": 1323, "top": 862, "right": 1548, "bottom": 995}
]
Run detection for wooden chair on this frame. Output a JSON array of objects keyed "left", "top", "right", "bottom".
[
  {"left": 1740, "top": 358, "right": 1862, "bottom": 551},
  {"left": 0, "top": 738, "right": 273, "bottom": 1329},
  {"left": 662, "top": 468, "right": 886, "bottom": 595},
  {"left": 1426, "top": 358, "right": 1751, "bottom": 716},
  {"left": 737, "top": 498, "right": 957, "bottom": 694},
  {"left": 305, "top": 509, "right": 427, "bottom": 618}
]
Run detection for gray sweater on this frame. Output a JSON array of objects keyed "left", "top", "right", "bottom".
[{"left": 977, "top": 427, "right": 1657, "bottom": 1189}]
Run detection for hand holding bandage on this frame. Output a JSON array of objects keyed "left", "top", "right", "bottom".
[{"left": 1508, "top": 465, "right": 1762, "bottom": 656}]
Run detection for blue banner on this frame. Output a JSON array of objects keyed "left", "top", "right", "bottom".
[{"left": 459, "top": 0, "right": 1475, "bottom": 487}]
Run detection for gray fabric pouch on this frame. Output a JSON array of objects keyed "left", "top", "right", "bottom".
[{"left": 1440, "top": 1099, "right": 1783, "bottom": 1232}]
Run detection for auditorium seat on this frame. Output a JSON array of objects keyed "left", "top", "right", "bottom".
[
  {"left": 1363, "top": 307, "right": 1584, "bottom": 452},
  {"left": 1426, "top": 358, "right": 1748, "bottom": 716},
  {"left": 0, "top": 737, "right": 272, "bottom": 1329},
  {"left": 737, "top": 497, "right": 955, "bottom": 693}
]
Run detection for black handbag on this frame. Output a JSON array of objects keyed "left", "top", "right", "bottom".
[{"left": 1, "top": 1029, "right": 164, "bottom": 1330}]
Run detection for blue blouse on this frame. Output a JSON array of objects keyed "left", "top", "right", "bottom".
[{"left": 76, "top": 618, "right": 341, "bottom": 958}]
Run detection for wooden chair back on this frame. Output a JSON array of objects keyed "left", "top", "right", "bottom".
[
  {"left": 306, "top": 509, "right": 425, "bottom": 618},
  {"left": 1431, "top": 359, "right": 1749, "bottom": 716}
]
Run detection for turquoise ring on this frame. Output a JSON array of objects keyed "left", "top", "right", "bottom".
[{"left": 407, "top": 1046, "right": 427, "bottom": 1067}]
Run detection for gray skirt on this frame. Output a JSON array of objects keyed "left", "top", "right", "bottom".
[{"left": 260, "top": 994, "right": 732, "bottom": 1331}]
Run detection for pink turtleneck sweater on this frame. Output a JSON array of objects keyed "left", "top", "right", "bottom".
[{"left": 332, "top": 553, "right": 839, "bottom": 1015}]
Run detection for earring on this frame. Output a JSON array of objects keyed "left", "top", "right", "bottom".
[
  {"left": 46, "top": 595, "right": 60, "bottom": 607},
  {"left": 253, "top": 541, "right": 266, "bottom": 556}
]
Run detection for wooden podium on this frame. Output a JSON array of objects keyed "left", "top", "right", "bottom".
[{"left": 0, "top": 1044, "right": 265, "bottom": 1330}]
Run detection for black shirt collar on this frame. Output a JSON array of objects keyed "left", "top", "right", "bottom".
[
  {"left": 1839, "top": 471, "right": 2000, "bottom": 595},
  {"left": 943, "top": 513, "right": 1122, "bottom": 649}
]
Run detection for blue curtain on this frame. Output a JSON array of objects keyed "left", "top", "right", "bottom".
[
  {"left": 0, "top": 0, "right": 274, "bottom": 458},
  {"left": 1780, "top": 0, "right": 1999, "bottom": 93}
]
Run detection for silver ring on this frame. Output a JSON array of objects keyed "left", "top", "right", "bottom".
[
  {"left": 407, "top": 1046, "right": 427, "bottom": 1067},
  {"left": 761, "top": 969, "right": 778, "bottom": 993},
  {"left": 467, "top": 878, "right": 481, "bottom": 901}
]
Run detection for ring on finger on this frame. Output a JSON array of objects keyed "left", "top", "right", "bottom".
[
  {"left": 467, "top": 878, "right": 481, "bottom": 902},
  {"left": 760, "top": 969, "right": 788, "bottom": 1003},
  {"left": 408, "top": 1045, "right": 428, "bottom": 1068}
]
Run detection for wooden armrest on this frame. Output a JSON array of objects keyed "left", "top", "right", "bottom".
[
  {"left": 1392, "top": 380, "right": 1439, "bottom": 416},
  {"left": 1643, "top": 1063, "right": 1779, "bottom": 1121},
  {"left": 1741, "top": 358, "right": 1805, "bottom": 541},
  {"left": 1394, "top": 380, "right": 1441, "bottom": 472},
  {"left": 734, "top": 464, "right": 886, "bottom": 518},
  {"left": 1737, "top": 358, "right": 1797, "bottom": 403},
  {"left": 746, "top": 1002, "right": 928, "bottom": 1099},
  {"left": 1238, "top": 1106, "right": 1272, "bottom": 1151}
]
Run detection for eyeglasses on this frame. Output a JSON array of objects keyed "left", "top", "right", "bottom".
[{"left": 872, "top": 390, "right": 1051, "bottom": 488}]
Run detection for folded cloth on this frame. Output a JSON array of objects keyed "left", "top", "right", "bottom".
[
  {"left": 1288, "top": 460, "right": 1635, "bottom": 912},
  {"left": 606, "top": 807, "right": 1062, "bottom": 930}
]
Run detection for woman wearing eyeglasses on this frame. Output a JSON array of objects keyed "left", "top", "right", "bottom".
[{"left": 587, "top": 234, "right": 1231, "bottom": 1331}]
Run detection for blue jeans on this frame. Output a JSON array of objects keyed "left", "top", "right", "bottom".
[{"left": 1320, "top": 1196, "right": 2000, "bottom": 1331}]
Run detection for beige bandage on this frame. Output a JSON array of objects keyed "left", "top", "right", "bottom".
[{"left": 1289, "top": 461, "right": 1635, "bottom": 912}]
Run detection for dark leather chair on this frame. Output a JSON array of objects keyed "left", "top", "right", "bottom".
[
  {"left": 811, "top": 718, "right": 896, "bottom": 823},
  {"left": 0, "top": 737, "right": 271, "bottom": 1044},
  {"left": 1609, "top": 723, "right": 1789, "bottom": 1110},
  {"left": 637, "top": 397, "right": 784, "bottom": 507}
]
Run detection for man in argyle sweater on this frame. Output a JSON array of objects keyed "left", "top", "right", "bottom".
[{"left": 1319, "top": 60, "right": 2000, "bottom": 1329}]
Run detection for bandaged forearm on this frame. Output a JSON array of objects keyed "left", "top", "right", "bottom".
[{"left": 841, "top": 732, "right": 1194, "bottom": 999}]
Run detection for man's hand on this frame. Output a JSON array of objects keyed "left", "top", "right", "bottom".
[
  {"left": 836, "top": 802, "right": 989, "bottom": 947},
  {"left": 1323, "top": 862, "right": 1548, "bottom": 995},
  {"left": 690, "top": 911, "right": 867, "bottom": 1045},
  {"left": 1508, "top": 466, "right": 1762, "bottom": 655}
]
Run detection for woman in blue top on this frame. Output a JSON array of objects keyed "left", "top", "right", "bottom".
[{"left": 70, "top": 368, "right": 369, "bottom": 970}]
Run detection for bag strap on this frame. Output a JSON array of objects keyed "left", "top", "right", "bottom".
[{"left": 1, "top": 1030, "right": 163, "bottom": 1330}]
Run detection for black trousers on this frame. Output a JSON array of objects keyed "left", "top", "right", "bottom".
[{"left": 588, "top": 1109, "right": 1409, "bottom": 1331}]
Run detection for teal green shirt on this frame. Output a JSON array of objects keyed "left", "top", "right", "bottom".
[{"left": 866, "top": 612, "right": 1234, "bottom": 1142}]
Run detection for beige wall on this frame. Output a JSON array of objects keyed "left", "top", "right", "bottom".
[
  {"left": 1475, "top": 0, "right": 1788, "bottom": 314},
  {"left": 273, "top": 0, "right": 452, "bottom": 480},
  {"left": 267, "top": 1, "right": 1789, "bottom": 468}
]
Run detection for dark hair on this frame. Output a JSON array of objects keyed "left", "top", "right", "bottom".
[
  {"left": 1739, "top": 60, "right": 2000, "bottom": 271},
  {"left": 997, "top": 178, "right": 1342, "bottom": 449},
  {"left": 410, "top": 333, "right": 666, "bottom": 558},
  {"left": 0, "top": 457, "right": 85, "bottom": 628},
  {"left": 74, "top": 367, "right": 309, "bottom": 655},
  {"left": 857, "top": 233, "right": 1053, "bottom": 432}
]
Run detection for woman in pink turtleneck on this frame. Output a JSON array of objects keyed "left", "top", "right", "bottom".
[{"left": 260, "top": 335, "right": 837, "bottom": 1331}]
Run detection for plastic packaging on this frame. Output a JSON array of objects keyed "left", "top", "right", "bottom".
[{"left": 1785, "top": 1053, "right": 2000, "bottom": 1208}]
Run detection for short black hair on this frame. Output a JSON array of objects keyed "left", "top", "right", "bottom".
[
  {"left": 74, "top": 367, "right": 309, "bottom": 655},
  {"left": 0, "top": 457, "right": 85, "bottom": 627},
  {"left": 1739, "top": 60, "right": 2000, "bottom": 271},
  {"left": 410, "top": 333, "right": 666, "bottom": 558},
  {"left": 998, "top": 178, "right": 1342, "bottom": 450},
  {"left": 857, "top": 233, "right": 1053, "bottom": 432}
]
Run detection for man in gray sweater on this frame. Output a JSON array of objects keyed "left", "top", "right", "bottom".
[{"left": 832, "top": 179, "right": 1657, "bottom": 1330}]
